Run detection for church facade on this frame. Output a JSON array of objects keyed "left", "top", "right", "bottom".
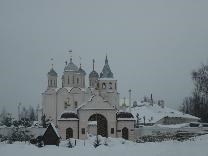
[{"left": 40, "top": 56, "right": 135, "bottom": 140}]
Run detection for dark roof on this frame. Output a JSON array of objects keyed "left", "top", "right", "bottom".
[
  {"left": 116, "top": 112, "right": 134, "bottom": 119},
  {"left": 64, "top": 58, "right": 79, "bottom": 72},
  {"left": 89, "top": 70, "right": 99, "bottom": 78},
  {"left": 42, "top": 123, "right": 60, "bottom": 145},
  {"left": 78, "top": 66, "right": 86, "bottom": 75},
  {"left": 60, "top": 112, "right": 79, "bottom": 119},
  {"left": 100, "top": 56, "right": 114, "bottom": 78},
  {"left": 48, "top": 68, "right": 58, "bottom": 77}
]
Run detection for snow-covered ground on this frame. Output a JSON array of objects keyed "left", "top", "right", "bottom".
[{"left": 1, "top": 135, "right": 208, "bottom": 156}]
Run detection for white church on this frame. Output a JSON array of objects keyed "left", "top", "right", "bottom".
[{"left": 39, "top": 55, "right": 135, "bottom": 141}]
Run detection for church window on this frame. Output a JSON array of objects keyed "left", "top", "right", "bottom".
[
  {"left": 111, "top": 128, "right": 114, "bottom": 134},
  {"left": 64, "top": 102, "right": 68, "bottom": 109},
  {"left": 68, "top": 76, "right": 70, "bottom": 84},
  {"left": 109, "top": 82, "right": 113, "bottom": 89},
  {"left": 102, "top": 83, "right": 106, "bottom": 89},
  {"left": 77, "top": 78, "right": 79, "bottom": 84},
  {"left": 81, "top": 128, "right": 85, "bottom": 134},
  {"left": 115, "top": 83, "right": 117, "bottom": 90},
  {"left": 73, "top": 76, "right": 75, "bottom": 84},
  {"left": 54, "top": 80, "right": 56, "bottom": 86},
  {"left": 50, "top": 80, "right": 52, "bottom": 86},
  {"left": 74, "top": 101, "right": 78, "bottom": 108}
]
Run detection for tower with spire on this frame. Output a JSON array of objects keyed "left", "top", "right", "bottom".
[
  {"left": 100, "top": 55, "right": 114, "bottom": 78},
  {"left": 89, "top": 59, "right": 99, "bottom": 88},
  {"left": 47, "top": 59, "right": 58, "bottom": 88},
  {"left": 95, "top": 55, "right": 119, "bottom": 109}
]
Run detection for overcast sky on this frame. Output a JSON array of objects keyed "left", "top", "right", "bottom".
[{"left": 0, "top": 0, "right": 208, "bottom": 117}]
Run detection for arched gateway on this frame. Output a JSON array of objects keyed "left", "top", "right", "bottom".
[{"left": 88, "top": 114, "right": 108, "bottom": 137}]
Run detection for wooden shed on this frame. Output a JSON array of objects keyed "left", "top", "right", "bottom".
[{"left": 42, "top": 123, "right": 60, "bottom": 146}]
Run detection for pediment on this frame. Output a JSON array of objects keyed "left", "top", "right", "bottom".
[{"left": 81, "top": 95, "right": 115, "bottom": 110}]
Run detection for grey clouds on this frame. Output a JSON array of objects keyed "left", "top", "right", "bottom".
[{"left": 0, "top": 0, "right": 208, "bottom": 116}]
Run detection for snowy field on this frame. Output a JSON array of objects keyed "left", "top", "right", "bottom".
[{"left": 1, "top": 135, "right": 208, "bottom": 156}]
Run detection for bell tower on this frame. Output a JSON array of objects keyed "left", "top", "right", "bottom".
[
  {"left": 47, "top": 60, "right": 58, "bottom": 88},
  {"left": 89, "top": 59, "right": 99, "bottom": 88}
]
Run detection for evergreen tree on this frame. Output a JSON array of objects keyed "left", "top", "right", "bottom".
[
  {"left": 67, "top": 139, "right": 73, "bottom": 148},
  {"left": 93, "top": 136, "right": 102, "bottom": 148},
  {"left": 41, "top": 114, "right": 50, "bottom": 128},
  {"left": 1, "top": 113, "right": 13, "bottom": 127}
]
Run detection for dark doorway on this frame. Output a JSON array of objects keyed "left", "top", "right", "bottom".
[
  {"left": 122, "top": 127, "right": 129, "bottom": 140},
  {"left": 88, "top": 114, "right": 108, "bottom": 137},
  {"left": 66, "top": 128, "right": 73, "bottom": 139}
]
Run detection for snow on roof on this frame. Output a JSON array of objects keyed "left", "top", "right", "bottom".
[
  {"left": 28, "top": 127, "right": 46, "bottom": 138},
  {"left": 59, "top": 110, "right": 78, "bottom": 119},
  {"left": 99, "top": 78, "right": 116, "bottom": 81},
  {"left": 117, "top": 118, "right": 135, "bottom": 121},
  {"left": 155, "top": 123, "right": 189, "bottom": 128},
  {"left": 88, "top": 121, "right": 97, "bottom": 125},
  {"left": 88, "top": 95, "right": 95, "bottom": 102},
  {"left": 76, "top": 102, "right": 87, "bottom": 110},
  {"left": 55, "top": 87, "right": 86, "bottom": 93},
  {"left": 49, "top": 123, "right": 60, "bottom": 138},
  {"left": 131, "top": 102, "right": 199, "bottom": 124},
  {"left": 58, "top": 118, "right": 79, "bottom": 121}
]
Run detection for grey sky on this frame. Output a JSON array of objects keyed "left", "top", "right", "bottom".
[{"left": 0, "top": 0, "right": 208, "bottom": 117}]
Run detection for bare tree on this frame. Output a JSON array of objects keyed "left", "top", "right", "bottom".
[{"left": 181, "top": 63, "right": 208, "bottom": 122}]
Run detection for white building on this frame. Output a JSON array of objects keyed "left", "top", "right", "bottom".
[{"left": 39, "top": 56, "right": 135, "bottom": 140}]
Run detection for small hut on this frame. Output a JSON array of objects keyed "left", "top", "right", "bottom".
[
  {"left": 30, "top": 123, "right": 60, "bottom": 146},
  {"left": 42, "top": 123, "right": 60, "bottom": 146}
]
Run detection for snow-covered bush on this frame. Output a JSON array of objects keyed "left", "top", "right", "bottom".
[
  {"left": 36, "top": 136, "right": 44, "bottom": 148},
  {"left": 67, "top": 139, "right": 74, "bottom": 148},
  {"left": 104, "top": 138, "right": 109, "bottom": 146},
  {"left": 93, "top": 136, "right": 102, "bottom": 148},
  {"left": 6, "top": 127, "right": 33, "bottom": 143},
  {"left": 121, "top": 139, "right": 126, "bottom": 144}
]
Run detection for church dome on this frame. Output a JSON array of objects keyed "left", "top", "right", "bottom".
[
  {"left": 89, "top": 59, "right": 99, "bottom": 78},
  {"left": 116, "top": 112, "right": 134, "bottom": 119},
  {"left": 78, "top": 66, "right": 86, "bottom": 75},
  {"left": 48, "top": 68, "right": 58, "bottom": 77},
  {"left": 60, "top": 112, "right": 78, "bottom": 119},
  {"left": 89, "top": 70, "right": 99, "bottom": 78},
  {"left": 64, "top": 58, "right": 79, "bottom": 72}
]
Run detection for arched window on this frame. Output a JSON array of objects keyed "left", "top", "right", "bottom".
[
  {"left": 77, "top": 78, "right": 79, "bottom": 84},
  {"left": 74, "top": 101, "right": 78, "bottom": 108},
  {"left": 68, "top": 76, "right": 70, "bottom": 84},
  {"left": 109, "top": 82, "right": 112, "bottom": 89},
  {"left": 97, "top": 83, "right": 100, "bottom": 89},
  {"left": 102, "top": 83, "right": 106, "bottom": 89},
  {"left": 66, "top": 128, "right": 73, "bottom": 139},
  {"left": 73, "top": 76, "right": 75, "bottom": 84},
  {"left": 50, "top": 80, "right": 52, "bottom": 86},
  {"left": 115, "top": 83, "right": 117, "bottom": 90}
]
